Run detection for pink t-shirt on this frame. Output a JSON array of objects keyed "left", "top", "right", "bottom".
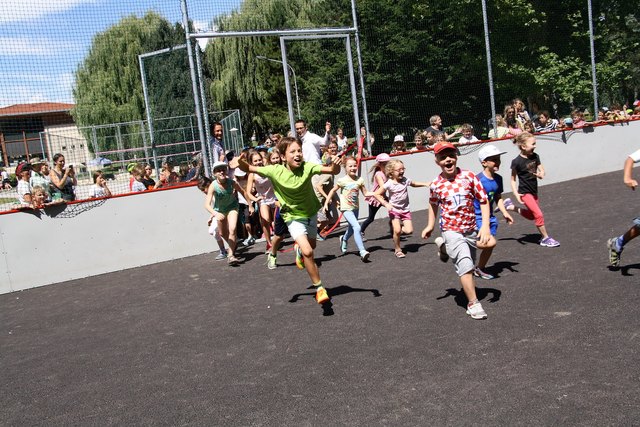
[
  {"left": 383, "top": 177, "right": 412, "bottom": 212},
  {"left": 365, "top": 170, "right": 387, "bottom": 207}
]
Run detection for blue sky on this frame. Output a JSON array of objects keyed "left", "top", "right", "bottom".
[{"left": 0, "top": 0, "right": 241, "bottom": 107}]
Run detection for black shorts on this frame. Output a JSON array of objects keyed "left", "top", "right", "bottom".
[{"left": 273, "top": 209, "right": 288, "bottom": 237}]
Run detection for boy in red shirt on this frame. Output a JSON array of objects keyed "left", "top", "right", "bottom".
[{"left": 422, "top": 142, "right": 496, "bottom": 319}]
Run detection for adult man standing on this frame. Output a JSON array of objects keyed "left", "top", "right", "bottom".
[
  {"left": 425, "top": 115, "right": 461, "bottom": 141},
  {"left": 209, "top": 122, "right": 226, "bottom": 171},
  {"left": 294, "top": 119, "right": 330, "bottom": 164}
]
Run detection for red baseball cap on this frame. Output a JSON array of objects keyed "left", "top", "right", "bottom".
[{"left": 433, "top": 142, "right": 457, "bottom": 154}]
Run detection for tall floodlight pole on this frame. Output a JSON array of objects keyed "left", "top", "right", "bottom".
[
  {"left": 180, "top": 0, "right": 210, "bottom": 177},
  {"left": 256, "top": 55, "right": 301, "bottom": 119},
  {"left": 481, "top": 0, "right": 497, "bottom": 131},
  {"left": 587, "top": 0, "right": 599, "bottom": 116},
  {"left": 350, "top": 0, "right": 371, "bottom": 155}
]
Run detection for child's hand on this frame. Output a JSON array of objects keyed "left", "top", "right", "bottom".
[
  {"left": 329, "top": 155, "right": 342, "bottom": 166},
  {"left": 477, "top": 225, "right": 491, "bottom": 244},
  {"left": 625, "top": 178, "right": 638, "bottom": 190},
  {"left": 421, "top": 226, "right": 433, "bottom": 239},
  {"left": 503, "top": 212, "right": 514, "bottom": 225},
  {"left": 515, "top": 192, "right": 523, "bottom": 204}
]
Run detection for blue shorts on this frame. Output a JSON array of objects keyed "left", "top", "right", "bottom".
[{"left": 476, "top": 216, "right": 498, "bottom": 236}]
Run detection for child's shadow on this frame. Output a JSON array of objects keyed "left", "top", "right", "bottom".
[
  {"left": 437, "top": 286, "right": 502, "bottom": 309},
  {"left": 289, "top": 285, "right": 382, "bottom": 316},
  {"left": 488, "top": 261, "right": 519, "bottom": 277},
  {"left": 403, "top": 242, "right": 428, "bottom": 253},
  {"left": 500, "top": 234, "right": 540, "bottom": 246},
  {"left": 609, "top": 263, "right": 640, "bottom": 277}
]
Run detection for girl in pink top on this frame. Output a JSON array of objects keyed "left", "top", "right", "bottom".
[{"left": 372, "top": 159, "right": 430, "bottom": 258}]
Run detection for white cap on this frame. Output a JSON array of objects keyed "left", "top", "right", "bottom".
[
  {"left": 393, "top": 135, "right": 404, "bottom": 143},
  {"left": 233, "top": 168, "right": 246, "bottom": 177},
  {"left": 212, "top": 161, "right": 228, "bottom": 171},
  {"left": 478, "top": 144, "right": 507, "bottom": 162}
]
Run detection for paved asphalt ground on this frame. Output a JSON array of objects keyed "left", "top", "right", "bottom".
[{"left": 2, "top": 170, "right": 640, "bottom": 426}]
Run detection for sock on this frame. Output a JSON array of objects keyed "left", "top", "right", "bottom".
[
  {"left": 468, "top": 298, "right": 479, "bottom": 307},
  {"left": 313, "top": 281, "right": 323, "bottom": 288},
  {"left": 617, "top": 235, "right": 625, "bottom": 250}
]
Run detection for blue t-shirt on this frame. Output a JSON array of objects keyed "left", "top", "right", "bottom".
[{"left": 473, "top": 172, "right": 503, "bottom": 219}]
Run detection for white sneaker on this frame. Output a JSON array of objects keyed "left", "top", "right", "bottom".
[{"left": 466, "top": 302, "right": 488, "bottom": 320}]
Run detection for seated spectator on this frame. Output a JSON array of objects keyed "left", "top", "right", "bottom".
[
  {"left": 411, "top": 132, "right": 428, "bottom": 152},
  {"left": 571, "top": 109, "right": 591, "bottom": 128},
  {"left": 457, "top": 123, "right": 479, "bottom": 145},
  {"left": 30, "top": 186, "right": 48, "bottom": 209},
  {"left": 15, "top": 162, "right": 32, "bottom": 205},
  {"left": 523, "top": 120, "right": 536, "bottom": 133},
  {"left": 425, "top": 114, "right": 461, "bottom": 141},
  {"left": 488, "top": 115, "right": 510, "bottom": 139},
  {"left": 390, "top": 135, "right": 406, "bottom": 154},
  {"left": 513, "top": 98, "right": 531, "bottom": 125},
  {"left": 49, "top": 153, "right": 76, "bottom": 201},
  {"left": 1, "top": 167, "right": 11, "bottom": 189},
  {"left": 141, "top": 163, "right": 156, "bottom": 189},
  {"left": 336, "top": 128, "right": 348, "bottom": 151},
  {"left": 29, "top": 158, "right": 51, "bottom": 201},
  {"left": 423, "top": 129, "right": 439, "bottom": 148},
  {"left": 178, "top": 163, "right": 190, "bottom": 182},
  {"left": 534, "top": 111, "right": 559, "bottom": 132},
  {"left": 503, "top": 105, "right": 523, "bottom": 137},
  {"left": 89, "top": 171, "right": 112, "bottom": 198},
  {"left": 154, "top": 157, "right": 179, "bottom": 189},
  {"left": 131, "top": 164, "right": 148, "bottom": 192}
]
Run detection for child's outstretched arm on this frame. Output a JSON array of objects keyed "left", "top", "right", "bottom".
[
  {"left": 421, "top": 202, "right": 438, "bottom": 239},
  {"left": 495, "top": 196, "right": 514, "bottom": 224},
  {"left": 510, "top": 168, "right": 523, "bottom": 204},
  {"left": 477, "top": 201, "right": 492, "bottom": 244},
  {"left": 623, "top": 156, "right": 638, "bottom": 190},
  {"left": 534, "top": 163, "right": 545, "bottom": 179},
  {"left": 324, "top": 184, "right": 339, "bottom": 211},
  {"left": 320, "top": 155, "right": 342, "bottom": 174},
  {"left": 204, "top": 183, "right": 216, "bottom": 218},
  {"left": 372, "top": 186, "right": 392, "bottom": 211},
  {"left": 237, "top": 154, "right": 261, "bottom": 174},
  {"left": 410, "top": 180, "right": 432, "bottom": 187}
]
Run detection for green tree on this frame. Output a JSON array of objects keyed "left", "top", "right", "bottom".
[{"left": 72, "top": 12, "right": 188, "bottom": 153}]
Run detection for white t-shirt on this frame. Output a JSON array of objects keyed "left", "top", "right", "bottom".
[
  {"left": 458, "top": 135, "right": 479, "bottom": 144},
  {"left": 131, "top": 180, "right": 146, "bottom": 192},
  {"left": 89, "top": 184, "right": 106, "bottom": 198},
  {"left": 336, "top": 135, "right": 348, "bottom": 151},
  {"left": 17, "top": 180, "right": 30, "bottom": 204},
  {"left": 629, "top": 149, "right": 640, "bottom": 163},
  {"left": 301, "top": 131, "right": 328, "bottom": 164}
]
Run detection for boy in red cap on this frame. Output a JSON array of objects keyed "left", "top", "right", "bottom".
[{"left": 422, "top": 142, "right": 496, "bottom": 319}]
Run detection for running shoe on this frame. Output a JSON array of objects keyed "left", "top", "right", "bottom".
[
  {"left": 360, "top": 250, "right": 370, "bottom": 262},
  {"left": 434, "top": 237, "right": 449, "bottom": 262},
  {"left": 473, "top": 267, "right": 495, "bottom": 280},
  {"left": 607, "top": 237, "right": 622, "bottom": 267},
  {"left": 316, "top": 233, "right": 325, "bottom": 242},
  {"left": 267, "top": 253, "right": 277, "bottom": 270},
  {"left": 215, "top": 251, "right": 227, "bottom": 261},
  {"left": 340, "top": 234, "right": 348, "bottom": 254},
  {"left": 315, "top": 286, "right": 330, "bottom": 304},
  {"left": 466, "top": 302, "right": 488, "bottom": 320},
  {"left": 503, "top": 198, "right": 515, "bottom": 211},
  {"left": 294, "top": 243, "right": 305, "bottom": 270},
  {"left": 539, "top": 236, "right": 560, "bottom": 247}
]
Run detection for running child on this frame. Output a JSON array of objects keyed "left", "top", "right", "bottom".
[
  {"left": 509, "top": 132, "right": 560, "bottom": 247},
  {"left": 324, "top": 156, "right": 371, "bottom": 262},
  {"left": 607, "top": 148, "right": 640, "bottom": 266},
  {"left": 200, "top": 161, "right": 249, "bottom": 266},
  {"left": 238, "top": 136, "right": 342, "bottom": 304},
  {"left": 265, "top": 147, "right": 290, "bottom": 270},
  {"left": 422, "top": 142, "right": 496, "bottom": 320},
  {"left": 473, "top": 144, "right": 514, "bottom": 280},
  {"left": 360, "top": 153, "right": 391, "bottom": 239},
  {"left": 246, "top": 149, "right": 277, "bottom": 251},
  {"left": 372, "top": 159, "right": 430, "bottom": 258}
]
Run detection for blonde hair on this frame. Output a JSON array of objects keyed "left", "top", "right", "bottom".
[
  {"left": 513, "top": 131, "right": 534, "bottom": 148},
  {"left": 384, "top": 159, "right": 404, "bottom": 178}
]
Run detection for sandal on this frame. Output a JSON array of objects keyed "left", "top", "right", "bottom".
[{"left": 395, "top": 251, "right": 405, "bottom": 258}]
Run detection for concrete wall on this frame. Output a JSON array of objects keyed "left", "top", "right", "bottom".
[{"left": 1, "top": 121, "right": 638, "bottom": 294}]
